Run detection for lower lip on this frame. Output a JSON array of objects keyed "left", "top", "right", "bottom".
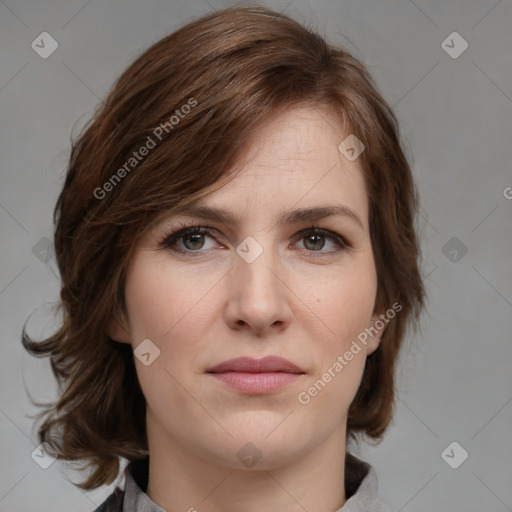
[{"left": 209, "top": 371, "right": 302, "bottom": 393}]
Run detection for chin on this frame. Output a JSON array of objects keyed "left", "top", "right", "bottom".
[{"left": 207, "top": 430, "right": 310, "bottom": 470}]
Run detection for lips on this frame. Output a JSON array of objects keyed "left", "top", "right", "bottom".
[
  {"left": 206, "top": 356, "right": 304, "bottom": 374},
  {"left": 206, "top": 356, "right": 305, "bottom": 394}
]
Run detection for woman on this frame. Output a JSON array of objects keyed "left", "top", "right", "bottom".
[{"left": 22, "top": 6, "right": 425, "bottom": 511}]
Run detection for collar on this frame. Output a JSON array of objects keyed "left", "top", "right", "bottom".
[{"left": 118, "top": 452, "right": 388, "bottom": 512}]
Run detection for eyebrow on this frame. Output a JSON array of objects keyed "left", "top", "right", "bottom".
[{"left": 172, "top": 203, "right": 365, "bottom": 230}]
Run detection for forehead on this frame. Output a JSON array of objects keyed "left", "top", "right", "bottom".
[
  {"left": 197, "top": 105, "right": 369, "bottom": 225},
  {"left": 143, "top": 104, "right": 371, "bottom": 240}
]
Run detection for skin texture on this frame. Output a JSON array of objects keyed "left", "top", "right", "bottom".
[{"left": 108, "top": 105, "right": 387, "bottom": 512}]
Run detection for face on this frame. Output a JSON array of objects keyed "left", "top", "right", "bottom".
[{"left": 109, "top": 105, "right": 387, "bottom": 470}]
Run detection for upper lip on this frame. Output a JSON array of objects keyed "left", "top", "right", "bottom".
[{"left": 207, "top": 356, "right": 304, "bottom": 374}]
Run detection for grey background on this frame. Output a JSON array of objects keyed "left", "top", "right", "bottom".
[{"left": 1, "top": 0, "right": 511, "bottom": 511}]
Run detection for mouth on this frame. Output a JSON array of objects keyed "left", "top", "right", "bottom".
[{"left": 206, "top": 356, "right": 305, "bottom": 394}]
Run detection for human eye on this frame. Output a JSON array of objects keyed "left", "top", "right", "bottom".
[
  {"left": 158, "top": 222, "right": 222, "bottom": 255},
  {"left": 158, "top": 222, "right": 351, "bottom": 258},
  {"left": 292, "top": 226, "right": 351, "bottom": 258}
]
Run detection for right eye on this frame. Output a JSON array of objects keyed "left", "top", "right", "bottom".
[{"left": 159, "top": 224, "right": 222, "bottom": 255}]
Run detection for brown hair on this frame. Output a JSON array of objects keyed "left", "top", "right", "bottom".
[{"left": 22, "top": 5, "right": 425, "bottom": 490}]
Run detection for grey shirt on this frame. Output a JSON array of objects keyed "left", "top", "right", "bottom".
[{"left": 93, "top": 452, "right": 389, "bottom": 512}]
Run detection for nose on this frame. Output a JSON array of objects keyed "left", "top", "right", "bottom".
[{"left": 224, "top": 239, "right": 292, "bottom": 337}]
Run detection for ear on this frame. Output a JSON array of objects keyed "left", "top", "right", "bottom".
[
  {"left": 365, "top": 310, "right": 389, "bottom": 356},
  {"left": 107, "top": 312, "right": 131, "bottom": 344}
]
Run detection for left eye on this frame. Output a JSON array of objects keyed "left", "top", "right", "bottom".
[
  {"left": 297, "top": 230, "right": 343, "bottom": 252},
  {"left": 159, "top": 225, "right": 349, "bottom": 256}
]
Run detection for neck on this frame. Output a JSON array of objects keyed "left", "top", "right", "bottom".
[{"left": 144, "top": 409, "right": 348, "bottom": 512}]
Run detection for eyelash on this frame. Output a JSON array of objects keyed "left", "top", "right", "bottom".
[{"left": 157, "top": 222, "right": 351, "bottom": 258}]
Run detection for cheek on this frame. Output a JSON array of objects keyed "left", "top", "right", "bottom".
[
  {"left": 122, "top": 255, "right": 213, "bottom": 423},
  {"left": 313, "top": 257, "right": 378, "bottom": 346},
  {"left": 297, "top": 258, "right": 377, "bottom": 408},
  {"left": 123, "top": 253, "right": 222, "bottom": 389},
  {"left": 297, "top": 271, "right": 375, "bottom": 417},
  {"left": 123, "top": 253, "right": 210, "bottom": 341}
]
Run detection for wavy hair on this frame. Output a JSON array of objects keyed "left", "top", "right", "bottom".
[{"left": 22, "top": 5, "right": 426, "bottom": 490}]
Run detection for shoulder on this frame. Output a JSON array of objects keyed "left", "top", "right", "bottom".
[
  {"left": 342, "top": 452, "right": 390, "bottom": 512},
  {"left": 91, "top": 457, "right": 148, "bottom": 511},
  {"left": 92, "top": 487, "right": 125, "bottom": 512}
]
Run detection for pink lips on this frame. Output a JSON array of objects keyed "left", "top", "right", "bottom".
[{"left": 207, "top": 356, "right": 305, "bottom": 394}]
